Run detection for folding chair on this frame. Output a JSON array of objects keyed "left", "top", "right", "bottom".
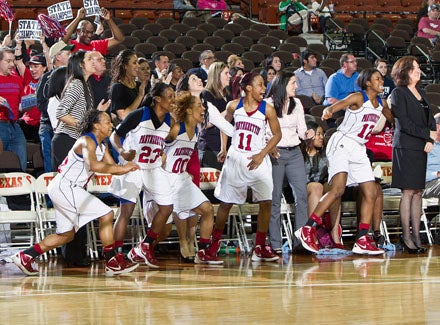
[
  {"left": 199, "top": 167, "right": 246, "bottom": 252},
  {"left": 34, "top": 172, "right": 58, "bottom": 260},
  {"left": 0, "top": 172, "right": 37, "bottom": 249},
  {"left": 86, "top": 173, "right": 146, "bottom": 260}
]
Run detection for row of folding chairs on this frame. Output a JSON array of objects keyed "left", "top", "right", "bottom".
[{"left": 0, "top": 172, "right": 146, "bottom": 261}]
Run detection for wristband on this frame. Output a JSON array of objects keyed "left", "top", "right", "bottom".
[{"left": 14, "top": 55, "right": 22, "bottom": 60}]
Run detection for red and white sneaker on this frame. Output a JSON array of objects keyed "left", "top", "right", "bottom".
[
  {"left": 11, "top": 252, "right": 38, "bottom": 276},
  {"left": 195, "top": 249, "right": 224, "bottom": 265},
  {"left": 207, "top": 240, "right": 221, "bottom": 257},
  {"left": 352, "top": 235, "right": 385, "bottom": 255},
  {"left": 251, "top": 245, "right": 279, "bottom": 262},
  {"left": 134, "top": 242, "right": 159, "bottom": 268},
  {"left": 105, "top": 253, "right": 139, "bottom": 276},
  {"left": 295, "top": 226, "right": 320, "bottom": 253},
  {"left": 127, "top": 246, "right": 144, "bottom": 264}
]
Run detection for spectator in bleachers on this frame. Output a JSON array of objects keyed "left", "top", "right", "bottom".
[
  {"left": 279, "top": 0, "right": 309, "bottom": 33},
  {"left": 423, "top": 113, "right": 440, "bottom": 199},
  {"left": 260, "top": 66, "right": 277, "bottom": 90},
  {"left": 174, "top": 0, "right": 196, "bottom": 11},
  {"left": 263, "top": 56, "right": 283, "bottom": 95},
  {"left": 191, "top": 50, "right": 216, "bottom": 86},
  {"left": 110, "top": 49, "right": 145, "bottom": 122},
  {"left": 417, "top": 0, "right": 438, "bottom": 24},
  {"left": 265, "top": 71, "right": 314, "bottom": 254},
  {"left": 151, "top": 53, "right": 170, "bottom": 86},
  {"left": 199, "top": 62, "right": 230, "bottom": 171},
  {"left": 374, "top": 59, "right": 395, "bottom": 100},
  {"left": 36, "top": 40, "right": 74, "bottom": 173},
  {"left": 323, "top": 53, "right": 360, "bottom": 125},
  {"left": 390, "top": 56, "right": 436, "bottom": 253},
  {"left": 14, "top": 35, "right": 48, "bottom": 143},
  {"left": 197, "top": 0, "right": 227, "bottom": 20},
  {"left": 227, "top": 54, "right": 245, "bottom": 70},
  {"left": 89, "top": 51, "right": 111, "bottom": 113},
  {"left": 63, "top": 7, "right": 124, "bottom": 55},
  {"left": 324, "top": 53, "right": 360, "bottom": 106},
  {"left": 309, "top": 0, "right": 331, "bottom": 33},
  {"left": 417, "top": 3, "right": 440, "bottom": 45},
  {"left": 295, "top": 49, "right": 327, "bottom": 105},
  {"left": 165, "top": 63, "right": 184, "bottom": 91},
  {"left": 0, "top": 46, "right": 27, "bottom": 171},
  {"left": 137, "top": 57, "right": 152, "bottom": 99}
]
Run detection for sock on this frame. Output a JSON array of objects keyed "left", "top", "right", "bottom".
[
  {"left": 144, "top": 229, "right": 158, "bottom": 245},
  {"left": 199, "top": 237, "right": 210, "bottom": 250},
  {"left": 255, "top": 231, "right": 267, "bottom": 247},
  {"left": 356, "top": 223, "right": 370, "bottom": 239},
  {"left": 373, "top": 230, "right": 381, "bottom": 238},
  {"left": 24, "top": 243, "right": 43, "bottom": 258},
  {"left": 103, "top": 244, "right": 116, "bottom": 261},
  {"left": 306, "top": 212, "right": 322, "bottom": 227},
  {"left": 114, "top": 240, "right": 124, "bottom": 253},
  {"left": 211, "top": 228, "right": 223, "bottom": 243}
]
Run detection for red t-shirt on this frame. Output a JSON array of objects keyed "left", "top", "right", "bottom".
[
  {"left": 21, "top": 68, "right": 41, "bottom": 126},
  {"left": 71, "top": 39, "right": 109, "bottom": 55},
  {"left": 0, "top": 73, "right": 24, "bottom": 121}
]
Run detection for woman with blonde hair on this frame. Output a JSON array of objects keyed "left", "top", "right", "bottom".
[
  {"left": 227, "top": 54, "right": 245, "bottom": 70},
  {"left": 199, "top": 61, "right": 231, "bottom": 170}
]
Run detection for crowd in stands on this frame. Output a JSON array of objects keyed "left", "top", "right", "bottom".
[{"left": 0, "top": 1, "right": 438, "bottom": 276}]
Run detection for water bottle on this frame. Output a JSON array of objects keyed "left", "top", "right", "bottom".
[{"left": 219, "top": 246, "right": 240, "bottom": 255}]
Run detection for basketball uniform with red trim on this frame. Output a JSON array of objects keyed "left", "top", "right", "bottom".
[
  {"left": 326, "top": 91, "right": 383, "bottom": 186},
  {"left": 215, "top": 98, "right": 273, "bottom": 204},
  {"left": 158, "top": 122, "right": 209, "bottom": 217},
  {"left": 48, "top": 133, "right": 112, "bottom": 233},
  {"left": 109, "top": 107, "right": 174, "bottom": 205}
]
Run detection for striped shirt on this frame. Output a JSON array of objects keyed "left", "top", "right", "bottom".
[{"left": 55, "top": 79, "right": 92, "bottom": 139}]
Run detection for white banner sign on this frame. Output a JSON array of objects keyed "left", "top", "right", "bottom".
[
  {"left": 47, "top": 1, "right": 73, "bottom": 22},
  {"left": 18, "top": 20, "right": 42, "bottom": 41},
  {"left": 83, "top": 0, "right": 102, "bottom": 17}
]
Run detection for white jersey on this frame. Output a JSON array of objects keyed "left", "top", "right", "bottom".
[
  {"left": 57, "top": 132, "right": 105, "bottom": 187},
  {"left": 116, "top": 107, "right": 172, "bottom": 170},
  {"left": 163, "top": 122, "right": 198, "bottom": 173},
  {"left": 232, "top": 98, "right": 267, "bottom": 153},
  {"left": 336, "top": 91, "right": 382, "bottom": 145}
]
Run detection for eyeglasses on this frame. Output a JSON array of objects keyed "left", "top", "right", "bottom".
[{"left": 204, "top": 56, "right": 216, "bottom": 60}]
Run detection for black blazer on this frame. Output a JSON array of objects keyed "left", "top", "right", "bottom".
[{"left": 390, "top": 86, "right": 436, "bottom": 150}]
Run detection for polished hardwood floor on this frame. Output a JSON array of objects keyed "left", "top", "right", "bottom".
[{"left": 2, "top": 245, "right": 440, "bottom": 324}]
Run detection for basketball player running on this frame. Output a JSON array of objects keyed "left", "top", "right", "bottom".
[
  {"left": 161, "top": 91, "right": 223, "bottom": 264},
  {"left": 209, "top": 72, "right": 282, "bottom": 261},
  {"left": 109, "top": 82, "right": 175, "bottom": 268},
  {"left": 295, "top": 68, "right": 393, "bottom": 255},
  {"left": 12, "top": 110, "right": 140, "bottom": 276}
]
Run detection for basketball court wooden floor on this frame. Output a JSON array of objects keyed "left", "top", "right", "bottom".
[{"left": 1, "top": 246, "right": 440, "bottom": 324}]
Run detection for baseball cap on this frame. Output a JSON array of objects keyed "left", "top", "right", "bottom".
[
  {"left": 429, "top": 4, "right": 440, "bottom": 11},
  {"left": 49, "top": 40, "right": 75, "bottom": 59},
  {"left": 28, "top": 54, "right": 47, "bottom": 66}
]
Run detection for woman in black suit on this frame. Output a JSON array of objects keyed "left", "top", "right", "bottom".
[{"left": 390, "top": 56, "right": 436, "bottom": 253}]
